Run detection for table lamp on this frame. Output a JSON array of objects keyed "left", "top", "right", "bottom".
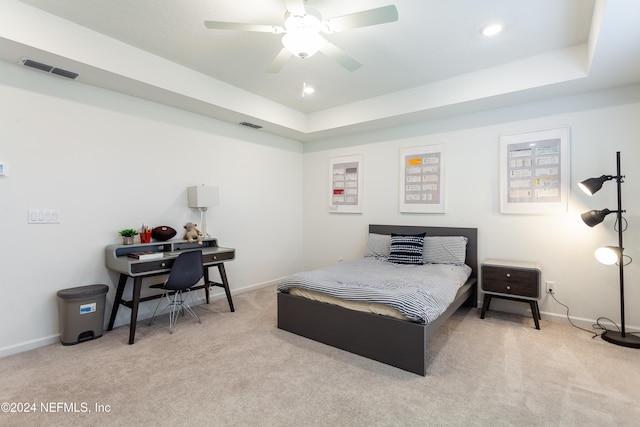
[{"left": 187, "top": 185, "right": 219, "bottom": 238}]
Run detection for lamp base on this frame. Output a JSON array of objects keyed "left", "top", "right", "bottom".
[
  {"left": 198, "top": 207, "right": 210, "bottom": 238},
  {"left": 601, "top": 330, "right": 640, "bottom": 348}
]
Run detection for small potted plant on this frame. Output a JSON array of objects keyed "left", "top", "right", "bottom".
[{"left": 119, "top": 228, "right": 139, "bottom": 245}]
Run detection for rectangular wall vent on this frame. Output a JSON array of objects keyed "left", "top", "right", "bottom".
[
  {"left": 21, "top": 58, "right": 79, "bottom": 80},
  {"left": 239, "top": 121, "right": 263, "bottom": 129}
]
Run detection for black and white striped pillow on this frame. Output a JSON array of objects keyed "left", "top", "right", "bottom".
[{"left": 388, "top": 233, "right": 426, "bottom": 265}]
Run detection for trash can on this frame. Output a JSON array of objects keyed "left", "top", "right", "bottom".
[{"left": 57, "top": 284, "right": 109, "bottom": 345}]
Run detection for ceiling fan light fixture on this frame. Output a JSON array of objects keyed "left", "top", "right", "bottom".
[
  {"left": 284, "top": 9, "right": 321, "bottom": 32},
  {"left": 282, "top": 31, "right": 326, "bottom": 59},
  {"left": 281, "top": 8, "right": 326, "bottom": 59}
]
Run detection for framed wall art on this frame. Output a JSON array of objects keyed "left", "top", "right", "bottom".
[
  {"left": 499, "top": 127, "right": 570, "bottom": 214},
  {"left": 329, "top": 154, "right": 363, "bottom": 214},
  {"left": 399, "top": 144, "right": 445, "bottom": 213}
]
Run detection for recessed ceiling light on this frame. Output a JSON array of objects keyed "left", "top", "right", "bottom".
[
  {"left": 481, "top": 23, "right": 503, "bottom": 37},
  {"left": 302, "top": 82, "right": 315, "bottom": 98}
]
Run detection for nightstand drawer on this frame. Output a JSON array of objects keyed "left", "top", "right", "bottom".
[
  {"left": 481, "top": 266, "right": 538, "bottom": 283},
  {"left": 480, "top": 261, "right": 541, "bottom": 301},
  {"left": 482, "top": 278, "right": 538, "bottom": 298}
]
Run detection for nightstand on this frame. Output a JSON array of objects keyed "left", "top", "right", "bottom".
[{"left": 480, "top": 259, "right": 542, "bottom": 329}]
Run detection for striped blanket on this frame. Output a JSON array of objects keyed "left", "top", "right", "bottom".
[{"left": 277, "top": 258, "right": 471, "bottom": 324}]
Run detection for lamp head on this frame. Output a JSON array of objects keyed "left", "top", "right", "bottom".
[
  {"left": 578, "top": 175, "right": 613, "bottom": 196},
  {"left": 595, "top": 246, "right": 622, "bottom": 265},
  {"left": 580, "top": 209, "right": 612, "bottom": 227}
]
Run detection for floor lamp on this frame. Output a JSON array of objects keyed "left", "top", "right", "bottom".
[
  {"left": 579, "top": 151, "right": 640, "bottom": 348},
  {"left": 187, "top": 185, "right": 219, "bottom": 238}
]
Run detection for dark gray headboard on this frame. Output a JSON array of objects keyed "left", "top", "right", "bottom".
[{"left": 368, "top": 224, "right": 478, "bottom": 278}]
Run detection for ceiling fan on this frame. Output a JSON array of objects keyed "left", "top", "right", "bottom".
[{"left": 204, "top": 0, "right": 398, "bottom": 73}]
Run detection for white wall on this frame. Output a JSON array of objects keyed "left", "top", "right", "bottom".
[
  {"left": 2, "top": 54, "right": 640, "bottom": 356},
  {"left": 0, "top": 61, "right": 304, "bottom": 356},
  {"left": 302, "top": 84, "right": 640, "bottom": 331}
]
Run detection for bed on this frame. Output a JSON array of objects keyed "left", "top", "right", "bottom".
[{"left": 277, "top": 224, "right": 478, "bottom": 376}]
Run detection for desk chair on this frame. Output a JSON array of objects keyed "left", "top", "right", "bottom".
[{"left": 148, "top": 250, "right": 203, "bottom": 333}]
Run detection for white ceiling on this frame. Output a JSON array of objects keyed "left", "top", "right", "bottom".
[{"left": 1, "top": 0, "right": 640, "bottom": 141}]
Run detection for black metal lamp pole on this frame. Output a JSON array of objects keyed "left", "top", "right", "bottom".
[{"left": 601, "top": 151, "right": 640, "bottom": 348}]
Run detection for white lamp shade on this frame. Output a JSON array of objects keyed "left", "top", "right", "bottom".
[
  {"left": 187, "top": 185, "right": 219, "bottom": 208},
  {"left": 595, "top": 246, "right": 621, "bottom": 265}
]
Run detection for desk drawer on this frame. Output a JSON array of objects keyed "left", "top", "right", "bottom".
[
  {"left": 131, "top": 258, "right": 174, "bottom": 274},
  {"left": 203, "top": 251, "right": 234, "bottom": 264}
]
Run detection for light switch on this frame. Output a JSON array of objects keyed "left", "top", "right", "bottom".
[{"left": 28, "top": 209, "right": 60, "bottom": 224}]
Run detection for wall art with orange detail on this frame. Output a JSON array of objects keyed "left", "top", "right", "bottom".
[{"left": 399, "top": 144, "right": 445, "bottom": 213}]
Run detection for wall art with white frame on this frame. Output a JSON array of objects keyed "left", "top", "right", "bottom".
[
  {"left": 499, "top": 127, "right": 570, "bottom": 214},
  {"left": 329, "top": 154, "right": 363, "bottom": 214},
  {"left": 399, "top": 144, "right": 445, "bottom": 213}
]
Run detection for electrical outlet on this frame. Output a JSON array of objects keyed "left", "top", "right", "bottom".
[{"left": 546, "top": 281, "right": 556, "bottom": 294}]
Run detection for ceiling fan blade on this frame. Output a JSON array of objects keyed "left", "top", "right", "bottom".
[
  {"left": 324, "top": 5, "right": 398, "bottom": 33},
  {"left": 266, "top": 48, "right": 293, "bottom": 73},
  {"left": 319, "top": 42, "right": 361, "bottom": 72},
  {"left": 284, "top": 0, "right": 307, "bottom": 16},
  {"left": 204, "top": 21, "right": 284, "bottom": 33}
]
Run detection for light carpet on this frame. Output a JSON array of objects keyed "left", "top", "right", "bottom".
[{"left": 1, "top": 285, "right": 638, "bottom": 426}]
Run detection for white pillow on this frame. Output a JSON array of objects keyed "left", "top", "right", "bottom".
[
  {"left": 423, "top": 236, "right": 467, "bottom": 265},
  {"left": 363, "top": 233, "right": 391, "bottom": 258}
]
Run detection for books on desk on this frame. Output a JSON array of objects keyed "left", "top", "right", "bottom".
[{"left": 128, "top": 251, "right": 164, "bottom": 260}]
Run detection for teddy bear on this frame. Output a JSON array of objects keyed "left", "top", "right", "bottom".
[{"left": 183, "top": 222, "right": 203, "bottom": 245}]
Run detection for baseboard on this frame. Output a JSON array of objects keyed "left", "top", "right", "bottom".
[
  {"left": 110, "top": 278, "right": 283, "bottom": 329},
  {"left": 1, "top": 279, "right": 284, "bottom": 359},
  {"left": 477, "top": 298, "right": 640, "bottom": 333},
  {"left": 0, "top": 334, "right": 59, "bottom": 358},
  {"left": 192, "top": 277, "right": 281, "bottom": 305}
]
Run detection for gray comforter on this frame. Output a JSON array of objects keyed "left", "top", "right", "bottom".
[{"left": 277, "top": 258, "right": 471, "bottom": 323}]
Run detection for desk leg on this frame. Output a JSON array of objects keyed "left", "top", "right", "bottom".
[
  {"left": 107, "top": 273, "right": 128, "bottom": 331},
  {"left": 128, "top": 277, "right": 143, "bottom": 345},
  {"left": 218, "top": 263, "right": 235, "bottom": 312},
  {"left": 204, "top": 267, "right": 210, "bottom": 304}
]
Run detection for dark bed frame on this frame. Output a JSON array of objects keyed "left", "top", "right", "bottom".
[{"left": 277, "top": 224, "right": 478, "bottom": 376}]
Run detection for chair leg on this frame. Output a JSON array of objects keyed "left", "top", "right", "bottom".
[
  {"left": 181, "top": 289, "right": 201, "bottom": 324},
  {"left": 148, "top": 289, "right": 201, "bottom": 333},
  {"left": 168, "top": 292, "right": 179, "bottom": 334},
  {"left": 167, "top": 290, "right": 201, "bottom": 333},
  {"left": 148, "top": 291, "right": 170, "bottom": 326}
]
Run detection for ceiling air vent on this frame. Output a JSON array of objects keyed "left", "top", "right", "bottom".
[
  {"left": 238, "top": 121, "right": 263, "bottom": 130},
  {"left": 21, "top": 58, "right": 79, "bottom": 80}
]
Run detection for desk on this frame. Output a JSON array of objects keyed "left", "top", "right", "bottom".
[{"left": 105, "top": 238, "right": 235, "bottom": 344}]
